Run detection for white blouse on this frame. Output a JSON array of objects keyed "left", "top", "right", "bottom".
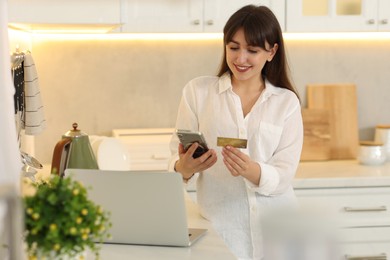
[{"left": 169, "top": 73, "right": 303, "bottom": 260}]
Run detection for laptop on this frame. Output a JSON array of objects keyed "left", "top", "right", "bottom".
[{"left": 65, "top": 169, "right": 207, "bottom": 247}]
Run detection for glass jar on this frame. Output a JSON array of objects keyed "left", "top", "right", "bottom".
[{"left": 358, "top": 141, "right": 386, "bottom": 166}]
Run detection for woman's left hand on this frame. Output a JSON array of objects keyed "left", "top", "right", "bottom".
[{"left": 221, "top": 146, "right": 261, "bottom": 185}]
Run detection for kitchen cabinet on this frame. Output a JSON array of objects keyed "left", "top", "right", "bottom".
[
  {"left": 295, "top": 187, "right": 390, "bottom": 227},
  {"left": 120, "top": 0, "right": 285, "bottom": 33},
  {"left": 189, "top": 160, "right": 390, "bottom": 256},
  {"left": 8, "top": 0, "right": 121, "bottom": 31},
  {"left": 339, "top": 227, "right": 390, "bottom": 259},
  {"left": 286, "top": 0, "right": 390, "bottom": 32},
  {"left": 295, "top": 187, "right": 390, "bottom": 258}
]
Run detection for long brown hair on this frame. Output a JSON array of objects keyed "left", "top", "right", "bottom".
[{"left": 217, "top": 5, "right": 299, "bottom": 99}]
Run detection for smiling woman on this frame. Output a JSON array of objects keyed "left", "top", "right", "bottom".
[{"left": 169, "top": 5, "right": 303, "bottom": 260}]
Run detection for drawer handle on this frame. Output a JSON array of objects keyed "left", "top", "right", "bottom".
[
  {"left": 343, "top": 206, "right": 387, "bottom": 212},
  {"left": 345, "top": 253, "right": 387, "bottom": 260},
  {"left": 151, "top": 154, "right": 168, "bottom": 160}
]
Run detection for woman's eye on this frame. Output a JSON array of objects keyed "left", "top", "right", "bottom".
[
  {"left": 229, "top": 47, "right": 239, "bottom": 51},
  {"left": 248, "top": 49, "right": 258, "bottom": 54}
]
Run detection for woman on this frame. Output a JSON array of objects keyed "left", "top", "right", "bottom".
[{"left": 169, "top": 5, "right": 303, "bottom": 260}]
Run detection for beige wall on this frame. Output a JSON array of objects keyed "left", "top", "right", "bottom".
[{"left": 30, "top": 36, "right": 390, "bottom": 163}]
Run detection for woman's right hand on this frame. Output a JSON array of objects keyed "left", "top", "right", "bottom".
[{"left": 175, "top": 143, "right": 217, "bottom": 179}]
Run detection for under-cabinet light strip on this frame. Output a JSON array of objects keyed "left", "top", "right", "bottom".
[
  {"left": 30, "top": 33, "right": 224, "bottom": 41},
  {"left": 284, "top": 32, "right": 390, "bottom": 40},
  {"left": 10, "top": 30, "right": 390, "bottom": 41}
]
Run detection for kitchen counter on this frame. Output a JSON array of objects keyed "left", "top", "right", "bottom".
[
  {"left": 294, "top": 160, "right": 390, "bottom": 189},
  {"left": 27, "top": 165, "right": 236, "bottom": 260},
  {"left": 26, "top": 160, "right": 390, "bottom": 259}
]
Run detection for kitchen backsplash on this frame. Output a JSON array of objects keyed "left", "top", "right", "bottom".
[{"left": 24, "top": 35, "right": 390, "bottom": 163}]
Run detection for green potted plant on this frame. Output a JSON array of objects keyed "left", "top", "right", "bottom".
[{"left": 23, "top": 174, "right": 112, "bottom": 259}]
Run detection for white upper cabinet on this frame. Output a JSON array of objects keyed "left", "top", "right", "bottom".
[
  {"left": 120, "top": 0, "right": 286, "bottom": 33},
  {"left": 8, "top": 0, "right": 121, "bottom": 27},
  {"left": 287, "top": 0, "right": 390, "bottom": 32},
  {"left": 203, "top": 0, "right": 285, "bottom": 32},
  {"left": 120, "top": 0, "right": 203, "bottom": 33},
  {"left": 378, "top": 0, "right": 390, "bottom": 31}
]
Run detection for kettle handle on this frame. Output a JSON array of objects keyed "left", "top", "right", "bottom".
[{"left": 51, "top": 138, "right": 72, "bottom": 177}]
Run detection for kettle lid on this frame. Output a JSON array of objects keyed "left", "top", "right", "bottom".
[{"left": 63, "top": 123, "right": 87, "bottom": 138}]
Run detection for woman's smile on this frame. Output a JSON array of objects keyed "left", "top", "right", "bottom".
[{"left": 234, "top": 64, "right": 252, "bottom": 73}]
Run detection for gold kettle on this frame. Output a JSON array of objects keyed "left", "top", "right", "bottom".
[{"left": 51, "top": 123, "right": 98, "bottom": 176}]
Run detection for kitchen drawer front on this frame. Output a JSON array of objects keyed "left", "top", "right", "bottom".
[
  {"left": 295, "top": 187, "right": 390, "bottom": 227},
  {"left": 338, "top": 226, "right": 390, "bottom": 260}
]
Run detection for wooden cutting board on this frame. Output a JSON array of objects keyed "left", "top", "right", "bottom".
[
  {"left": 300, "top": 109, "right": 331, "bottom": 161},
  {"left": 307, "top": 84, "right": 359, "bottom": 159}
]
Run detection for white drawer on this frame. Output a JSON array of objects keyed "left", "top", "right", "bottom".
[
  {"left": 295, "top": 187, "right": 390, "bottom": 227},
  {"left": 339, "top": 226, "right": 390, "bottom": 260},
  {"left": 261, "top": 212, "right": 390, "bottom": 260}
]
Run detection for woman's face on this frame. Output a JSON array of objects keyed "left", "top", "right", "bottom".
[{"left": 226, "top": 28, "right": 277, "bottom": 84}]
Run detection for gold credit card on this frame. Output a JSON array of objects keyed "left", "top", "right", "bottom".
[{"left": 217, "top": 137, "right": 248, "bottom": 148}]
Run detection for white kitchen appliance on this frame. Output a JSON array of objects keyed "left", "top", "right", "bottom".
[
  {"left": 67, "top": 169, "right": 207, "bottom": 247},
  {"left": 111, "top": 128, "right": 197, "bottom": 193}
]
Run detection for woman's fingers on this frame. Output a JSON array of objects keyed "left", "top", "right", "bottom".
[
  {"left": 222, "top": 146, "right": 249, "bottom": 176},
  {"left": 177, "top": 143, "right": 217, "bottom": 174},
  {"left": 185, "top": 142, "right": 199, "bottom": 158},
  {"left": 198, "top": 150, "right": 218, "bottom": 171}
]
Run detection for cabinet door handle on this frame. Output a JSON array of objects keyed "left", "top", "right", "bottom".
[
  {"left": 380, "top": 19, "right": 388, "bottom": 25},
  {"left": 206, "top": 20, "right": 214, "bottom": 25},
  {"left": 367, "top": 19, "right": 376, "bottom": 24},
  {"left": 192, "top": 19, "right": 200, "bottom": 25},
  {"left": 345, "top": 253, "right": 387, "bottom": 260},
  {"left": 343, "top": 206, "right": 387, "bottom": 212}
]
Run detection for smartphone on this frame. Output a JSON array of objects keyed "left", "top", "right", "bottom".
[{"left": 176, "top": 129, "right": 209, "bottom": 158}]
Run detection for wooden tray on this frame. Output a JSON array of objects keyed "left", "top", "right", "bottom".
[
  {"left": 307, "top": 84, "right": 359, "bottom": 159},
  {"left": 301, "top": 109, "right": 331, "bottom": 161}
]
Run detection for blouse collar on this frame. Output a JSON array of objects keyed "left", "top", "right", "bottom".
[{"left": 218, "top": 72, "right": 284, "bottom": 101}]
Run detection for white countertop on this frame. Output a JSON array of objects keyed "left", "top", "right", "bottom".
[
  {"left": 294, "top": 160, "right": 390, "bottom": 189},
  {"left": 26, "top": 165, "right": 235, "bottom": 260},
  {"left": 31, "top": 160, "right": 390, "bottom": 190}
]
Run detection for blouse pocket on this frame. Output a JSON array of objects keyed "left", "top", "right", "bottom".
[{"left": 256, "top": 121, "right": 283, "bottom": 161}]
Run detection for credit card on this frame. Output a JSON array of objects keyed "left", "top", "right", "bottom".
[{"left": 217, "top": 137, "right": 248, "bottom": 148}]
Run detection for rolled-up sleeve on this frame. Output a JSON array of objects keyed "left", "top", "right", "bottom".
[
  {"left": 245, "top": 101, "right": 303, "bottom": 196},
  {"left": 245, "top": 162, "right": 279, "bottom": 195}
]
